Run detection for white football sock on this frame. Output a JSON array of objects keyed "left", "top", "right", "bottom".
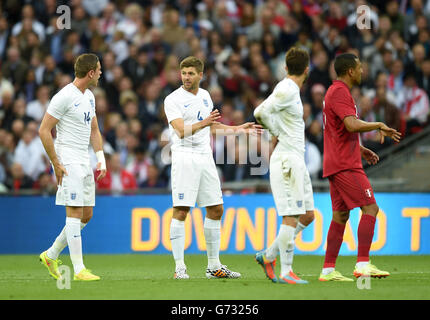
[
  {"left": 65, "top": 217, "right": 85, "bottom": 274},
  {"left": 170, "top": 218, "right": 186, "bottom": 269},
  {"left": 322, "top": 267, "right": 335, "bottom": 275},
  {"left": 204, "top": 217, "right": 221, "bottom": 269},
  {"left": 278, "top": 224, "right": 296, "bottom": 277},
  {"left": 47, "top": 222, "right": 87, "bottom": 260},
  {"left": 265, "top": 234, "right": 279, "bottom": 262},
  {"left": 356, "top": 261, "right": 369, "bottom": 268},
  {"left": 294, "top": 222, "right": 307, "bottom": 239}
]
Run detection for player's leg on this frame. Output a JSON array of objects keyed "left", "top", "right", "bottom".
[
  {"left": 171, "top": 206, "right": 190, "bottom": 279},
  {"left": 204, "top": 204, "right": 223, "bottom": 270},
  {"left": 319, "top": 209, "right": 354, "bottom": 281},
  {"left": 170, "top": 151, "right": 199, "bottom": 279},
  {"left": 204, "top": 204, "right": 241, "bottom": 279},
  {"left": 277, "top": 215, "right": 308, "bottom": 284},
  {"left": 354, "top": 202, "right": 390, "bottom": 278},
  {"left": 65, "top": 206, "right": 86, "bottom": 275},
  {"left": 45, "top": 207, "right": 91, "bottom": 262},
  {"left": 294, "top": 171, "right": 315, "bottom": 239}
]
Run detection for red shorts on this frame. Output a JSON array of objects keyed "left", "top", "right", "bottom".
[{"left": 328, "top": 168, "right": 376, "bottom": 211}]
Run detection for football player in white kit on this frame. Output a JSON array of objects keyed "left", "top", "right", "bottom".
[
  {"left": 164, "top": 56, "right": 262, "bottom": 279},
  {"left": 38, "top": 53, "right": 106, "bottom": 281},
  {"left": 254, "top": 47, "right": 315, "bottom": 284}
]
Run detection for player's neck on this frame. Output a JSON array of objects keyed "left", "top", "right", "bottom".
[
  {"left": 182, "top": 85, "right": 199, "bottom": 96},
  {"left": 287, "top": 75, "right": 305, "bottom": 88},
  {"left": 336, "top": 77, "right": 353, "bottom": 89},
  {"left": 72, "top": 78, "right": 90, "bottom": 93}
]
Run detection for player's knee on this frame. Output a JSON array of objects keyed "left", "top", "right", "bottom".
[
  {"left": 302, "top": 210, "right": 314, "bottom": 225},
  {"left": 363, "top": 204, "right": 379, "bottom": 217},
  {"left": 173, "top": 207, "right": 189, "bottom": 221},
  {"left": 81, "top": 215, "right": 92, "bottom": 224},
  {"left": 207, "top": 204, "right": 223, "bottom": 220}
]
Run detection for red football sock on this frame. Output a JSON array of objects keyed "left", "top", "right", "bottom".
[
  {"left": 323, "top": 221, "right": 346, "bottom": 268},
  {"left": 357, "top": 214, "right": 376, "bottom": 263}
]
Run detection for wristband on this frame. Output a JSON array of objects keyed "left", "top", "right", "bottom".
[{"left": 96, "top": 150, "right": 106, "bottom": 170}]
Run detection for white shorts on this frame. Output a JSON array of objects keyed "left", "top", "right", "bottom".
[
  {"left": 171, "top": 151, "right": 223, "bottom": 208},
  {"left": 55, "top": 163, "right": 95, "bottom": 207},
  {"left": 269, "top": 148, "right": 314, "bottom": 216}
]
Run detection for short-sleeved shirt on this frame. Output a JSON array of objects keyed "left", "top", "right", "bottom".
[
  {"left": 164, "top": 86, "right": 213, "bottom": 154},
  {"left": 47, "top": 83, "right": 96, "bottom": 165},
  {"left": 264, "top": 78, "right": 305, "bottom": 158},
  {"left": 322, "top": 80, "right": 362, "bottom": 177}
]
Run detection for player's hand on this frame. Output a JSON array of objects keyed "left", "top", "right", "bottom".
[
  {"left": 204, "top": 110, "right": 221, "bottom": 127},
  {"left": 379, "top": 123, "right": 401, "bottom": 143},
  {"left": 53, "top": 162, "right": 67, "bottom": 186},
  {"left": 360, "top": 146, "right": 379, "bottom": 165},
  {"left": 96, "top": 162, "right": 107, "bottom": 181},
  {"left": 238, "top": 122, "right": 264, "bottom": 136}
]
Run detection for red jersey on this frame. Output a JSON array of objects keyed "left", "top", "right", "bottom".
[{"left": 322, "top": 80, "right": 362, "bottom": 177}]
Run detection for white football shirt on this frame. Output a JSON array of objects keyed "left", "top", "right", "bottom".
[
  {"left": 47, "top": 83, "right": 96, "bottom": 165},
  {"left": 259, "top": 78, "right": 305, "bottom": 157},
  {"left": 164, "top": 86, "right": 213, "bottom": 154}
]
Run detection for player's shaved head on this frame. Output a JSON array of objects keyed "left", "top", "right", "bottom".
[
  {"left": 285, "top": 47, "right": 309, "bottom": 76},
  {"left": 334, "top": 53, "right": 358, "bottom": 77}
]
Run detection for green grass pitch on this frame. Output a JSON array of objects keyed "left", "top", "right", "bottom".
[{"left": 1, "top": 254, "right": 429, "bottom": 300}]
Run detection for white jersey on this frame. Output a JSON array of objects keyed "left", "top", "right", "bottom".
[
  {"left": 257, "top": 78, "right": 305, "bottom": 157},
  {"left": 164, "top": 86, "right": 213, "bottom": 154},
  {"left": 47, "top": 83, "right": 96, "bottom": 165}
]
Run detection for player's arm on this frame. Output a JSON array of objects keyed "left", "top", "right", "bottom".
[
  {"left": 170, "top": 109, "right": 221, "bottom": 139},
  {"left": 210, "top": 121, "right": 263, "bottom": 136},
  {"left": 90, "top": 116, "right": 106, "bottom": 181},
  {"left": 359, "top": 145, "right": 379, "bottom": 165},
  {"left": 343, "top": 116, "right": 401, "bottom": 143},
  {"left": 254, "top": 90, "right": 291, "bottom": 137},
  {"left": 38, "top": 112, "right": 67, "bottom": 185}
]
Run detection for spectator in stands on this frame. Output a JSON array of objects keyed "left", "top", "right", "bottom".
[
  {"left": 305, "top": 138, "right": 321, "bottom": 180},
  {"left": 418, "top": 58, "right": 430, "bottom": 98},
  {"left": 33, "top": 171, "right": 56, "bottom": 194},
  {"left": 26, "top": 85, "right": 50, "bottom": 123},
  {"left": 246, "top": 6, "right": 280, "bottom": 42},
  {"left": 2, "top": 46, "right": 28, "bottom": 94},
  {"left": 11, "top": 4, "right": 45, "bottom": 42},
  {"left": 4, "top": 162, "right": 33, "bottom": 190},
  {"left": 374, "top": 86, "right": 401, "bottom": 132},
  {"left": 139, "top": 164, "right": 166, "bottom": 188},
  {"left": 96, "top": 152, "right": 137, "bottom": 192},
  {"left": 13, "top": 122, "right": 47, "bottom": 181},
  {"left": 401, "top": 72, "right": 430, "bottom": 135}
]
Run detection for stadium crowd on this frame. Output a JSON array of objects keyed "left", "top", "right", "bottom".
[{"left": 0, "top": 0, "right": 430, "bottom": 193}]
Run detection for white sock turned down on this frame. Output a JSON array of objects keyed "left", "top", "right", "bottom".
[
  {"left": 265, "top": 222, "right": 307, "bottom": 262},
  {"left": 170, "top": 218, "right": 186, "bottom": 270},
  {"left": 204, "top": 217, "right": 221, "bottom": 270},
  {"left": 47, "top": 222, "right": 87, "bottom": 260},
  {"left": 65, "top": 217, "right": 85, "bottom": 274}
]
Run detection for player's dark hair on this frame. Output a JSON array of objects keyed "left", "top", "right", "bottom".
[
  {"left": 74, "top": 53, "right": 99, "bottom": 78},
  {"left": 285, "top": 47, "right": 309, "bottom": 76},
  {"left": 180, "top": 56, "right": 204, "bottom": 73},
  {"left": 334, "top": 53, "right": 358, "bottom": 77}
]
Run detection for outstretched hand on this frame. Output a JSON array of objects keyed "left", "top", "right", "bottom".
[
  {"left": 238, "top": 122, "right": 264, "bottom": 136},
  {"left": 379, "top": 123, "right": 402, "bottom": 144}
]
